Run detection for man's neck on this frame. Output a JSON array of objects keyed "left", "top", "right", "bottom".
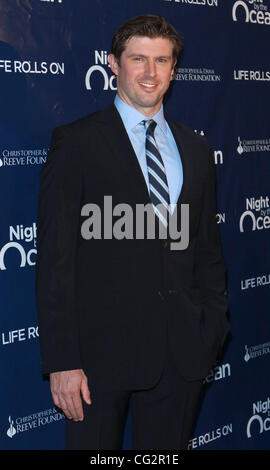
[{"left": 116, "top": 93, "right": 163, "bottom": 118}]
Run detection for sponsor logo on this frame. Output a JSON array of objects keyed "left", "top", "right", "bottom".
[
  {"left": 237, "top": 136, "right": 270, "bottom": 155},
  {"left": 188, "top": 423, "right": 233, "bottom": 449},
  {"left": 247, "top": 397, "right": 270, "bottom": 438},
  {"left": 85, "top": 51, "right": 116, "bottom": 91},
  {"left": 239, "top": 196, "right": 270, "bottom": 232},
  {"left": 234, "top": 69, "right": 270, "bottom": 81},
  {"left": 164, "top": 0, "right": 218, "bottom": 7},
  {"left": 1, "top": 326, "right": 39, "bottom": 346},
  {"left": 7, "top": 417, "right": 16, "bottom": 438},
  {"left": 80, "top": 196, "right": 223, "bottom": 247},
  {"left": 0, "top": 60, "right": 64, "bottom": 75},
  {"left": 241, "top": 273, "right": 270, "bottom": 290},
  {"left": 204, "top": 362, "right": 231, "bottom": 384},
  {"left": 0, "top": 223, "right": 37, "bottom": 271},
  {"left": 0, "top": 149, "right": 47, "bottom": 169},
  {"left": 175, "top": 67, "right": 221, "bottom": 82},
  {"left": 232, "top": 0, "right": 270, "bottom": 25},
  {"left": 6, "top": 408, "right": 65, "bottom": 438},
  {"left": 244, "top": 342, "right": 270, "bottom": 362}
]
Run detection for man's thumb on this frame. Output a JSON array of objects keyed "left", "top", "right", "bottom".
[{"left": 81, "top": 379, "right": 91, "bottom": 405}]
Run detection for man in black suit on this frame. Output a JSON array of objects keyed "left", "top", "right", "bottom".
[{"left": 36, "top": 15, "right": 229, "bottom": 450}]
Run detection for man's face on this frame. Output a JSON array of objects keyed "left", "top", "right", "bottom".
[{"left": 109, "top": 36, "right": 176, "bottom": 117}]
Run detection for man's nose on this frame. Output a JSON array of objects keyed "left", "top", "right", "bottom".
[{"left": 145, "top": 60, "right": 157, "bottom": 77}]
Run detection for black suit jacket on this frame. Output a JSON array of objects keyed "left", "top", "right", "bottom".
[{"left": 36, "top": 103, "right": 230, "bottom": 389}]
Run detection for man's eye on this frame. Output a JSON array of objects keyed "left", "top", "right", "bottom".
[{"left": 134, "top": 57, "right": 143, "bottom": 61}]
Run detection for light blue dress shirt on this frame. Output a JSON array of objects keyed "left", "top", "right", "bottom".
[{"left": 114, "top": 95, "right": 183, "bottom": 207}]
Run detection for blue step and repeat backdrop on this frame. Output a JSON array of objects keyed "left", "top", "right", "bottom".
[{"left": 0, "top": 0, "right": 270, "bottom": 451}]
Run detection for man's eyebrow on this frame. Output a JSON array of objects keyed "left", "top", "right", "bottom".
[{"left": 127, "top": 53, "right": 172, "bottom": 59}]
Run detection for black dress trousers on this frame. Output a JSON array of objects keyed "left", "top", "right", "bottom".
[{"left": 66, "top": 311, "right": 203, "bottom": 451}]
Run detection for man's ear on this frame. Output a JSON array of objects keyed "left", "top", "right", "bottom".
[{"left": 108, "top": 54, "right": 119, "bottom": 76}]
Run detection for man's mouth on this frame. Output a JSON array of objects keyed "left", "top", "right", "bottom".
[{"left": 139, "top": 82, "right": 157, "bottom": 89}]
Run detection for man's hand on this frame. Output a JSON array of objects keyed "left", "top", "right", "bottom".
[{"left": 50, "top": 369, "right": 91, "bottom": 421}]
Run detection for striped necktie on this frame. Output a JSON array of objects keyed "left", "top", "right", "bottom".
[{"left": 144, "top": 119, "right": 170, "bottom": 227}]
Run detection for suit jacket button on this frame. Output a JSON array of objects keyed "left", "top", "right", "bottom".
[{"left": 162, "top": 240, "right": 168, "bottom": 248}]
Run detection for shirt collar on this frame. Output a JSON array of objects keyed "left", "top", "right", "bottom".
[{"left": 114, "top": 94, "right": 167, "bottom": 135}]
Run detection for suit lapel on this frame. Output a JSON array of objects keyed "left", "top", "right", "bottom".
[{"left": 95, "top": 104, "right": 151, "bottom": 205}]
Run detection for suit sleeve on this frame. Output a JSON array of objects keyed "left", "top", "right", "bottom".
[
  {"left": 35, "top": 126, "right": 83, "bottom": 375},
  {"left": 195, "top": 139, "right": 230, "bottom": 357}
]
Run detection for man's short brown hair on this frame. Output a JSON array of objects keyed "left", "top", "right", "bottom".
[{"left": 111, "top": 14, "right": 182, "bottom": 64}]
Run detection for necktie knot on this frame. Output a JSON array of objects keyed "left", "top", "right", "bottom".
[{"left": 142, "top": 119, "right": 157, "bottom": 136}]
